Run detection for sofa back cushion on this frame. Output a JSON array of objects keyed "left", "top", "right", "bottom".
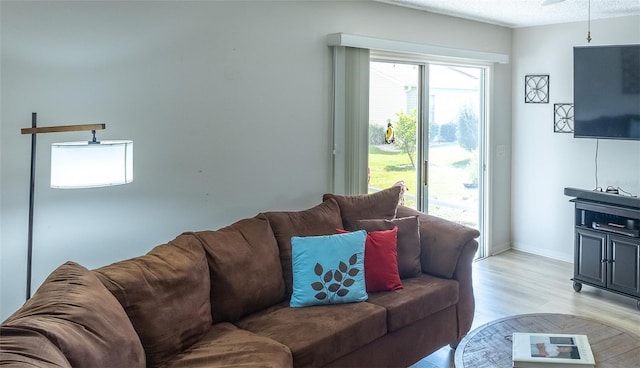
[
  {"left": 1, "top": 261, "right": 145, "bottom": 367},
  {"left": 322, "top": 186, "right": 401, "bottom": 230},
  {"left": 356, "top": 216, "right": 422, "bottom": 279},
  {"left": 194, "top": 216, "right": 285, "bottom": 322},
  {"left": 261, "top": 199, "right": 343, "bottom": 297},
  {"left": 95, "top": 233, "right": 211, "bottom": 368}
]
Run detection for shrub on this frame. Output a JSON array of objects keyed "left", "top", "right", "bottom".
[
  {"left": 439, "top": 123, "right": 457, "bottom": 142},
  {"left": 457, "top": 105, "right": 478, "bottom": 151},
  {"left": 369, "top": 123, "right": 385, "bottom": 145},
  {"left": 429, "top": 121, "right": 440, "bottom": 142}
]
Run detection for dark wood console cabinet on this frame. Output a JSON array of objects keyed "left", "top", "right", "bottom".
[{"left": 565, "top": 187, "right": 640, "bottom": 310}]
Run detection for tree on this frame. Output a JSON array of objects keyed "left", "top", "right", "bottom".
[
  {"left": 393, "top": 109, "right": 417, "bottom": 168},
  {"left": 457, "top": 105, "right": 478, "bottom": 152}
]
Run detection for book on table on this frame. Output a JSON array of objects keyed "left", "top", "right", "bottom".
[{"left": 512, "top": 332, "right": 595, "bottom": 368}]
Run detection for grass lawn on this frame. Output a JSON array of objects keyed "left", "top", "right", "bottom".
[{"left": 368, "top": 143, "right": 479, "bottom": 228}]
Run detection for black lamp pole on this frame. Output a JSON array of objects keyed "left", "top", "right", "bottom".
[{"left": 26, "top": 112, "right": 37, "bottom": 300}]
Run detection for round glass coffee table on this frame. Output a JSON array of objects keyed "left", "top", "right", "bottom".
[{"left": 454, "top": 313, "right": 640, "bottom": 368}]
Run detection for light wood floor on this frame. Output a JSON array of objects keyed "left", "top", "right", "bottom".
[{"left": 410, "top": 250, "right": 640, "bottom": 368}]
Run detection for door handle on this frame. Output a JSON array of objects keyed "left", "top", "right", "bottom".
[{"left": 423, "top": 160, "right": 428, "bottom": 186}]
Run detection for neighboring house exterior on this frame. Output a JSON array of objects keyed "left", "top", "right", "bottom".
[{"left": 369, "top": 62, "right": 480, "bottom": 138}]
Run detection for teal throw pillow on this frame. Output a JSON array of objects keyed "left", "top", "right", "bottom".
[{"left": 290, "top": 231, "right": 368, "bottom": 307}]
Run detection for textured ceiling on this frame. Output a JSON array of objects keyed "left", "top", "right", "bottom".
[{"left": 376, "top": 0, "right": 640, "bottom": 28}]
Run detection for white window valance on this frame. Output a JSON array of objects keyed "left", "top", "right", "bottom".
[{"left": 327, "top": 33, "right": 509, "bottom": 64}]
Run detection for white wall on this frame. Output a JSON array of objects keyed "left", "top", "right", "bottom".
[
  {"left": 0, "top": 1, "right": 512, "bottom": 320},
  {"left": 511, "top": 16, "right": 640, "bottom": 262}
]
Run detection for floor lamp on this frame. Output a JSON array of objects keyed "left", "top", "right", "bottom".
[{"left": 21, "top": 112, "right": 133, "bottom": 300}]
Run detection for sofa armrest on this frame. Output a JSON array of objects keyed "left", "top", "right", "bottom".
[
  {"left": 396, "top": 206, "right": 479, "bottom": 279},
  {"left": 396, "top": 206, "right": 479, "bottom": 345},
  {"left": 451, "top": 235, "right": 479, "bottom": 346}
]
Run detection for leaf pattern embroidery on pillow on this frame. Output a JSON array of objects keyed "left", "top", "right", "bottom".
[{"left": 310, "top": 254, "right": 360, "bottom": 302}]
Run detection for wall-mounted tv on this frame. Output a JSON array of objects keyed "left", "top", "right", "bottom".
[{"left": 573, "top": 44, "right": 640, "bottom": 140}]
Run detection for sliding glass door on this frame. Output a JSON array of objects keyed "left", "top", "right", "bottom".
[
  {"left": 368, "top": 62, "right": 420, "bottom": 207},
  {"left": 426, "top": 64, "right": 484, "bottom": 233},
  {"left": 368, "top": 60, "right": 486, "bottom": 258}
]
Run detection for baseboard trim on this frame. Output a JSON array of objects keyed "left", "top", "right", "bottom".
[
  {"left": 488, "top": 242, "right": 511, "bottom": 257},
  {"left": 511, "top": 242, "right": 573, "bottom": 263}
]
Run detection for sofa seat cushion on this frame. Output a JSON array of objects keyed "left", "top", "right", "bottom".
[
  {"left": 162, "top": 323, "right": 292, "bottom": 368},
  {"left": 194, "top": 216, "right": 285, "bottom": 322},
  {"left": 1, "top": 262, "right": 145, "bottom": 367},
  {"left": 95, "top": 233, "right": 211, "bottom": 367},
  {"left": 235, "top": 301, "right": 387, "bottom": 367},
  {"left": 366, "top": 274, "right": 459, "bottom": 332}
]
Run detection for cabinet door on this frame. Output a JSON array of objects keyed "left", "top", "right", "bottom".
[
  {"left": 608, "top": 235, "right": 640, "bottom": 297},
  {"left": 575, "top": 228, "right": 606, "bottom": 287}
]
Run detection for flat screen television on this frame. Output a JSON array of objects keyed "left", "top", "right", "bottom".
[{"left": 573, "top": 44, "right": 640, "bottom": 140}]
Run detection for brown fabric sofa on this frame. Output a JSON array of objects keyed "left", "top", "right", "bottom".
[{"left": 1, "top": 187, "right": 479, "bottom": 368}]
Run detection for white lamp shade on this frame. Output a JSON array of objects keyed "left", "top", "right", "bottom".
[{"left": 50, "top": 140, "right": 133, "bottom": 189}]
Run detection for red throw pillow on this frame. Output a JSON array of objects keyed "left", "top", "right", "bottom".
[{"left": 337, "top": 227, "right": 403, "bottom": 292}]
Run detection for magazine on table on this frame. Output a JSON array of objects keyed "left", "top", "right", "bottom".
[{"left": 512, "top": 332, "right": 595, "bottom": 368}]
